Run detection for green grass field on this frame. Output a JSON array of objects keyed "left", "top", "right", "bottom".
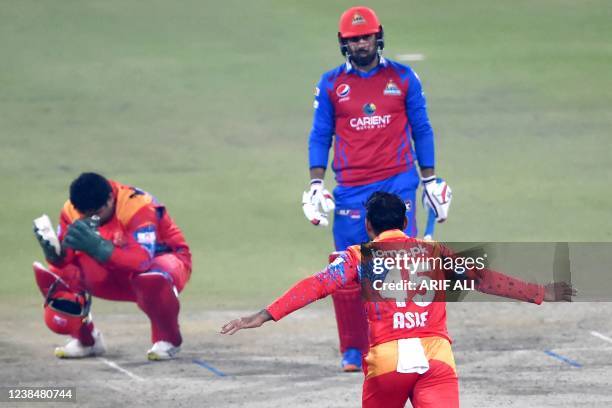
[{"left": 1, "top": 0, "right": 611, "bottom": 310}]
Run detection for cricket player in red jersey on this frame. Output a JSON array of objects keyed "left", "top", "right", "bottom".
[
  {"left": 33, "top": 172, "right": 191, "bottom": 360},
  {"left": 302, "top": 6, "right": 452, "bottom": 371},
  {"left": 222, "top": 192, "right": 574, "bottom": 407}
]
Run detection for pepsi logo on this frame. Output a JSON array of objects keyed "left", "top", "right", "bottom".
[{"left": 336, "top": 84, "right": 351, "bottom": 98}]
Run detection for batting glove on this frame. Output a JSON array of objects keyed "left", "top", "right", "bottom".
[
  {"left": 33, "top": 227, "right": 63, "bottom": 263},
  {"left": 302, "top": 179, "right": 335, "bottom": 227},
  {"left": 63, "top": 219, "right": 114, "bottom": 262},
  {"left": 422, "top": 176, "right": 452, "bottom": 222}
]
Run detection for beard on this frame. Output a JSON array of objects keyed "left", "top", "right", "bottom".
[{"left": 350, "top": 48, "right": 378, "bottom": 67}]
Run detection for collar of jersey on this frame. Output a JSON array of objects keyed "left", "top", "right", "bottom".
[
  {"left": 373, "top": 229, "right": 406, "bottom": 242},
  {"left": 345, "top": 56, "right": 388, "bottom": 78}
]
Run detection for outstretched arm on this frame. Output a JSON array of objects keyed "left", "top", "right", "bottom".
[
  {"left": 220, "top": 253, "right": 358, "bottom": 335},
  {"left": 220, "top": 309, "right": 273, "bottom": 335},
  {"left": 439, "top": 244, "right": 576, "bottom": 303}
]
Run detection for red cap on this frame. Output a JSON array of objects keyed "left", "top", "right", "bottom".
[{"left": 338, "top": 6, "right": 381, "bottom": 39}]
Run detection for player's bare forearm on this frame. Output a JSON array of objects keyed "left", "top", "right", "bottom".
[
  {"left": 220, "top": 309, "right": 273, "bottom": 335},
  {"left": 420, "top": 167, "right": 435, "bottom": 178},
  {"left": 310, "top": 167, "right": 326, "bottom": 181},
  {"left": 266, "top": 261, "right": 358, "bottom": 321}
]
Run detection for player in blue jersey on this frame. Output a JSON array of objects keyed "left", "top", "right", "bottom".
[{"left": 301, "top": 6, "right": 453, "bottom": 371}]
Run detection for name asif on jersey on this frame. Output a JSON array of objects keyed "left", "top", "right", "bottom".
[{"left": 350, "top": 102, "right": 392, "bottom": 130}]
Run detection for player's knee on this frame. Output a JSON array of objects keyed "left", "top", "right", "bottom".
[
  {"left": 34, "top": 262, "right": 60, "bottom": 296},
  {"left": 149, "top": 255, "right": 189, "bottom": 292},
  {"left": 132, "top": 271, "right": 176, "bottom": 297}
]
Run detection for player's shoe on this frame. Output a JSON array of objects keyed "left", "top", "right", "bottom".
[
  {"left": 55, "top": 330, "right": 106, "bottom": 358},
  {"left": 147, "top": 341, "right": 180, "bottom": 361},
  {"left": 341, "top": 348, "right": 362, "bottom": 372}
]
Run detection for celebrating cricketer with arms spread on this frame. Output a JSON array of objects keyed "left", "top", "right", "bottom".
[
  {"left": 222, "top": 192, "right": 575, "bottom": 408},
  {"left": 32, "top": 172, "right": 191, "bottom": 360},
  {"left": 301, "top": 6, "right": 452, "bottom": 371}
]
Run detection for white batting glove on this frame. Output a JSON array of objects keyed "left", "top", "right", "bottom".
[
  {"left": 422, "top": 176, "right": 452, "bottom": 222},
  {"left": 302, "top": 179, "right": 335, "bottom": 226}
]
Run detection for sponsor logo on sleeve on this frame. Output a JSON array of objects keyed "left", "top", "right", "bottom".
[{"left": 134, "top": 225, "right": 157, "bottom": 258}]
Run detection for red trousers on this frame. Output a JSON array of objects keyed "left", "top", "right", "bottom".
[{"left": 48, "top": 253, "right": 190, "bottom": 346}]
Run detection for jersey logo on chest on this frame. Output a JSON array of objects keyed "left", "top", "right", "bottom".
[{"left": 383, "top": 79, "right": 402, "bottom": 96}]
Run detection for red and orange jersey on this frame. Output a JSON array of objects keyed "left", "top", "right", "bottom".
[
  {"left": 52, "top": 180, "right": 191, "bottom": 274},
  {"left": 266, "top": 230, "right": 544, "bottom": 348}
]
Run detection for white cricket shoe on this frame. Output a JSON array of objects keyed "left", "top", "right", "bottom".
[
  {"left": 147, "top": 341, "right": 180, "bottom": 361},
  {"left": 55, "top": 330, "right": 106, "bottom": 358}
]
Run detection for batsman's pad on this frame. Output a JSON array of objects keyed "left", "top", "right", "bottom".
[
  {"left": 329, "top": 252, "right": 369, "bottom": 355},
  {"left": 34, "top": 262, "right": 67, "bottom": 296}
]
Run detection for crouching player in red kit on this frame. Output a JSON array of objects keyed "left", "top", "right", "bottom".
[
  {"left": 33, "top": 172, "right": 191, "bottom": 361},
  {"left": 221, "top": 192, "right": 574, "bottom": 407}
]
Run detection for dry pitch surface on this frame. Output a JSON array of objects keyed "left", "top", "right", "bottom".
[{"left": 1, "top": 302, "right": 611, "bottom": 407}]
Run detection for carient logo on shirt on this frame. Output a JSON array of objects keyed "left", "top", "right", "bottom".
[
  {"left": 383, "top": 80, "right": 402, "bottom": 96},
  {"left": 349, "top": 114, "right": 392, "bottom": 131}
]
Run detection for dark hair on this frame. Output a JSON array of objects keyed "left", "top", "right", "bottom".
[
  {"left": 365, "top": 192, "right": 406, "bottom": 234},
  {"left": 69, "top": 172, "right": 112, "bottom": 213}
]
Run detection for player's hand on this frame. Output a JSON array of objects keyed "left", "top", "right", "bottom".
[
  {"left": 33, "top": 226, "right": 63, "bottom": 263},
  {"left": 302, "top": 179, "right": 335, "bottom": 227},
  {"left": 543, "top": 282, "right": 576, "bottom": 302},
  {"left": 220, "top": 309, "right": 273, "bottom": 335},
  {"left": 63, "top": 219, "right": 114, "bottom": 262},
  {"left": 422, "top": 176, "right": 452, "bottom": 223}
]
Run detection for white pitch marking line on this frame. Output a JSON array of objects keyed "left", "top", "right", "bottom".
[
  {"left": 396, "top": 53, "right": 425, "bottom": 61},
  {"left": 97, "top": 357, "right": 144, "bottom": 381},
  {"left": 591, "top": 330, "right": 612, "bottom": 344}
]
